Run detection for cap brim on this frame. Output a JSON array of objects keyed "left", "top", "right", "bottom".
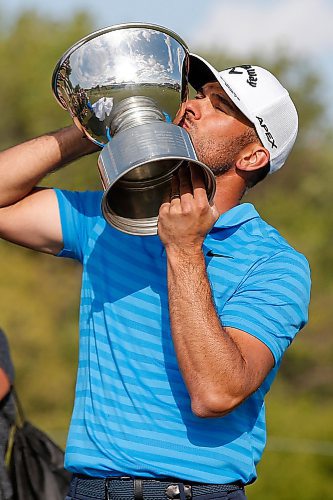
[
  {"left": 188, "top": 53, "right": 220, "bottom": 91},
  {"left": 188, "top": 53, "right": 255, "bottom": 125}
]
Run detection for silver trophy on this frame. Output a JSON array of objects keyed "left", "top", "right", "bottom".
[{"left": 52, "top": 23, "right": 216, "bottom": 235}]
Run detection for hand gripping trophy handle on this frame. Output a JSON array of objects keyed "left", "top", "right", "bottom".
[{"left": 52, "top": 23, "right": 216, "bottom": 236}]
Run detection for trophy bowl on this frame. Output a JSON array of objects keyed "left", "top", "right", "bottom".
[{"left": 52, "top": 23, "right": 216, "bottom": 235}]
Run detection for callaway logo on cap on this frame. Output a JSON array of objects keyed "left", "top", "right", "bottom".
[{"left": 188, "top": 54, "right": 298, "bottom": 173}]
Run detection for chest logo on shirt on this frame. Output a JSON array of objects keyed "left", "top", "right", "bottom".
[{"left": 206, "top": 250, "right": 234, "bottom": 258}]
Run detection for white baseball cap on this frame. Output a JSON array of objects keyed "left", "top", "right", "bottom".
[{"left": 188, "top": 53, "right": 298, "bottom": 173}]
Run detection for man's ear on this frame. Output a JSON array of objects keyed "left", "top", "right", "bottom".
[{"left": 235, "top": 143, "right": 270, "bottom": 172}]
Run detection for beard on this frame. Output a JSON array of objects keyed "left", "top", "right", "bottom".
[
  {"left": 189, "top": 127, "right": 256, "bottom": 177},
  {"left": 191, "top": 135, "right": 236, "bottom": 177},
  {"left": 209, "top": 162, "right": 233, "bottom": 177}
]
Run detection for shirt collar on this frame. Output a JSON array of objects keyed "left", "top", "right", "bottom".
[
  {"left": 212, "top": 203, "right": 260, "bottom": 230},
  {"left": 202, "top": 203, "right": 260, "bottom": 258}
]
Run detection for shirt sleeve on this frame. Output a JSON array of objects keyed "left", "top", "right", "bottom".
[
  {"left": 220, "top": 249, "right": 311, "bottom": 365},
  {"left": 54, "top": 189, "right": 103, "bottom": 262}
]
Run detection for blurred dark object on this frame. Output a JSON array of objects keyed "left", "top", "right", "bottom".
[
  {"left": 5, "top": 390, "right": 71, "bottom": 500},
  {"left": 0, "top": 328, "right": 15, "bottom": 500}
]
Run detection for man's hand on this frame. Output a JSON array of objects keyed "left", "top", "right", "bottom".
[{"left": 158, "top": 164, "right": 219, "bottom": 254}]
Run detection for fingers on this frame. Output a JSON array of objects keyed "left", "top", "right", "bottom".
[
  {"left": 189, "top": 165, "right": 218, "bottom": 221},
  {"left": 169, "top": 164, "right": 192, "bottom": 208},
  {"left": 190, "top": 164, "right": 208, "bottom": 202},
  {"left": 178, "top": 165, "right": 193, "bottom": 197},
  {"left": 158, "top": 164, "right": 219, "bottom": 246},
  {"left": 170, "top": 174, "right": 180, "bottom": 203},
  {"left": 167, "top": 163, "right": 210, "bottom": 209}
]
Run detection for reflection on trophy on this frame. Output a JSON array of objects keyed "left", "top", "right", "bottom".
[{"left": 52, "top": 23, "right": 216, "bottom": 235}]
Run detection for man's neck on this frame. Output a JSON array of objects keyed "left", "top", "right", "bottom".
[{"left": 213, "top": 173, "right": 246, "bottom": 215}]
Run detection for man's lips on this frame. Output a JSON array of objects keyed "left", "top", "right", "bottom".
[{"left": 178, "top": 114, "right": 190, "bottom": 130}]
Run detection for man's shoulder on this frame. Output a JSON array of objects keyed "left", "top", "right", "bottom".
[
  {"left": 239, "top": 215, "right": 310, "bottom": 298},
  {"left": 209, "top": 202, "right": 309, "bottom": 270},
  {"left": 255, "top": 215, "right": 308, "bottom": 258},
  {"left": 227, "top": 204, "right": 310, "bottom": 283}
]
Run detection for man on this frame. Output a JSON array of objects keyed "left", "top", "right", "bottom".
[{"left": 0, "top": 54, "right": 310, "bottom": 499}]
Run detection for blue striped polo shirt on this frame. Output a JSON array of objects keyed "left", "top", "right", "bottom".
[{"left": 55, "top": 189, "right": 310, "bottom": 485}]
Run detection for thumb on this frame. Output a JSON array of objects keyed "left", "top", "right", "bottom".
[{"left": 210, "top": 202, "right": 220, "bottom": 223}]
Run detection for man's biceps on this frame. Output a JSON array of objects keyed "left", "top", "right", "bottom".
[{"left": 0, "top": 189, "right": 63, "bottom": 254}]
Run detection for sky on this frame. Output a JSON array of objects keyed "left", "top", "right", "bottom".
[
  {"left": 2, "top": 0, "right": 332, "bottom": 55},
  {"left": 1, "top": 0, "right": 333, "bottom": 119}
]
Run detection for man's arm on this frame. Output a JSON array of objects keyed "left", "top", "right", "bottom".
[
  {"left": 158, "top": 167, "right": 274, "bottom": 418},
  {"left": 0, "top": 125, "right": 99, "bottom": 254}
]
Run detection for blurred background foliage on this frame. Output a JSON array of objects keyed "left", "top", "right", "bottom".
[{"left": 0, "top": 11, "right": 332, "bottom": 500}]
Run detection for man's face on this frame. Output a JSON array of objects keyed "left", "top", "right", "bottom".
[{"left": 176, "top": 82, "right": 254, "bottom": 176}]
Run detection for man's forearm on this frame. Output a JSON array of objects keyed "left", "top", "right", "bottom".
[
  {"left": 0, "top": 125, "right": 99, "bottom": 207},
  {"left": 166, "top": 248, "right": 247, "bottom": 418}
]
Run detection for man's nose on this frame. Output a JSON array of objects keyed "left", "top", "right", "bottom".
[{"left": 184, "top": 98, "right": 202, "bottom": 119}]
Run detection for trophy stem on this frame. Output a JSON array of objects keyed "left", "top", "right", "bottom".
[{"left": 110, "top": 96, "right": 166, "bottom": 135}]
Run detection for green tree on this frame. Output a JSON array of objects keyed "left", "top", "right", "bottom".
[{"left": 0, "top": 10, "right": 98, "bottom": 431}]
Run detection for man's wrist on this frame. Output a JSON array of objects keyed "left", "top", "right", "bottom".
[
  {"left": 165, "top": 244, "right": 205, "bottom": 264},
  {"left": 52, "top": 125, "right": 100, "bottom": 165}
]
